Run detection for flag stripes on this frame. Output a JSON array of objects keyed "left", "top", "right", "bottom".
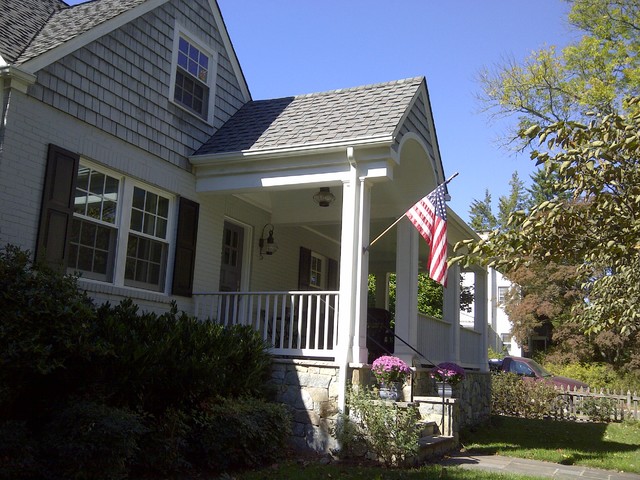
[{"left": 405, "top": 183, "right": 448, "bottom": 286}]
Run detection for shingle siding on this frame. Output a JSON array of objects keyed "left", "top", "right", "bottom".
[
  {"left": 396, "top": 91, "right": 437, "bottom": 167},
  {"left": 27, "top": 0, "right": 246, "bottom": 171}
]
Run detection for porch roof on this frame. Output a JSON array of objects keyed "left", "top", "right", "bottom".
[{"left": 193, "top": 77, "right": 425, "bottom": 157}]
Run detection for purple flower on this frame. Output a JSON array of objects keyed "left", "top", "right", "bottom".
[
  {"left": 430, "top": 362, "right": 465, "bottom": 385},
  {"left": 371, "top": 355, "right": 411, "bottom": 385}
]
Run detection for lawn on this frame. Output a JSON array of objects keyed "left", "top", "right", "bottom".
[
  {"left": 460, "top": 416, "right": 640, "bottom": 474},
  {"left": 234, "top": 416, "right": 640, "bottom": 479},
  {"left": 236, "top": 461, "right": 540, "bottom": 480}
]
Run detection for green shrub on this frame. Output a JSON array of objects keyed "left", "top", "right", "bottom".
[
  {"left": 134, "top": 408, "right": 193, "bottom": 478},
  {"left": 0, "top": 421, "right": 38, "bottom": 480},
  {"left": 336, "top": 387, "right": 420, "bottom": 467},
  {"left": 491, "top": 373, "right": 562, "bottom": 419},
  {"left": 41, "top": 400, "right": 146, "bottom": 480},
  {"left": 0, "top": 246, "right": 100, "bottom": 420},
  {"left": 542, "top": 361, "right": 640, "bottom": 392},
  {"left": 188, "top": 397, "right": 291, "bottom": 472},
  {"left": 94, "top": 299, "right": 274, "bottom": 414},
  {"left": 579, "top": 397, "right": 619, "bottom": 422}
]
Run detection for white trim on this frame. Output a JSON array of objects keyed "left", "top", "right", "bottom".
[
  {"left": 191, "top": 135, "right": 394, "bottom": 165},
  {"left": 21, "top": 0, "right": 169, "bottom": 74},
  {"left": 70, "top": 159, "right": 177, "bottom": 295},
  {"left": 0, "top": 65, "right": 37, "bottom": 93}
]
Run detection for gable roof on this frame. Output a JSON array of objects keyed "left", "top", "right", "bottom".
[
  {"left": 194, "top": 77, "right": 426, "bottom": 156},
  {"left": 1, "top": 0, "right": 251, "bottom": 100},
  {"left": 0, "top": 0, "right": 66, "bottom": 63},
  {"left": 18, "top": 0, "right": 150, "bottom": 64}
]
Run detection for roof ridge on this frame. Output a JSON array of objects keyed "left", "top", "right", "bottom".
[
  {"left": 293, "top": 76, "right": 424, "bottom": 99},
  {"left": 13, "top": 2, "right": 67, "bottom": 62}
]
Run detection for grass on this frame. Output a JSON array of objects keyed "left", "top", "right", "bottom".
[
  {"left": 236, "top": 461, "right": 540, "bottom": 480},
  {"left": 460, "top": 415, "right": 640, "bottom": 474},
  {"left": 234, "top": 416, "right": 640, "bottom": 479}
]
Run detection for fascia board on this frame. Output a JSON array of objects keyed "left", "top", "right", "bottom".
[
  {"left": 190, "top": 135, "right": 394, "bottom": 166},
  {"left": 447, "top": 206, "right": 481, "bottom": 244},
  {"left": 20, "top": 0, "right": 169, "bottom": 74},
  {"left": 0, "top": 65, "right": 37, "bottom": 92}
]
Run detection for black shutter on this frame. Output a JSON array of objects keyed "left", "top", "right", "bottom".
[
  {"left": 327, "top": 258, "right": 339, "bottom": 290},
  {"left": 298, "top": 246, "right": 311, "bottom": 290},
  {"left": 172, "top": 197, "right": 200, "bottom": 297},
  {"left": 35, "top": 144, "right": 79, "bottom": 270}
]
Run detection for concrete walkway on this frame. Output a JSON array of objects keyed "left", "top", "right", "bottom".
[{"left": 439, "top": 452, "right": 640, "bottom": 480}]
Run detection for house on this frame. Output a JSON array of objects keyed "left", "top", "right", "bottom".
[
  {"left": 462, "top": 267, "right": 523, "bottom": 357},
  {"left": 1, "top": 0, "right": 490, "bottom": 451}
]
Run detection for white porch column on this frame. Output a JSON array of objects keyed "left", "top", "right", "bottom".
[
  {"left": 394, "top": 219, "right": 419, "bottom": 364},
  {"left": 473, "top": 267, "right": 489, "bottom": 372},
  {"left": 336, "top": 160, "right": 361, "bottom": 412},
  {"left": 352, "top": 179, "right": 371, "bottom": 364},
  {"left": 443, "top": 260, "right": 461, "bottom": 364}
]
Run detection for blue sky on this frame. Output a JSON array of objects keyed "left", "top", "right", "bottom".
[{"left": 67, "top": 0, "right": 576, "bottom": 222}]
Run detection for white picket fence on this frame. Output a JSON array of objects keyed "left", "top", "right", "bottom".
[{"left": 554, "top": 387, "right": 640, "bottom": 422}]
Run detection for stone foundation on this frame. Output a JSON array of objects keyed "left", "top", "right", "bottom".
[
  {"left": 270, "top": 360, "right": 490, "bottom": 453},
  {"left": 270, "top": 359, "right": 340, "bottom": 452}
]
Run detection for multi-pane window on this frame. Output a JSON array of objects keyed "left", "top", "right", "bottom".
[
  {"left": 124, "top": 187, "right": 169, "bottom": 291},
  {"left": 498, "top": 286, "right": 509, "bottom": 305},
  {"left": 310, "top": 252, "right": 327, "bottom": 289},
  {"left": 174, "top": 36, "right": 210, "bottom": 118},
  {"left": 68, "top": 166, "right": 119, "bottom": 281},
  {"left": 68, "top": 163, "right": 172, "bottom": 292}
]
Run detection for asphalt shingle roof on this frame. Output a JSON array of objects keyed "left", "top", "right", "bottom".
[
  {"left": 194, "top": 77, "right": 425, "bottom": 156},
  {"left": 1, "top": 0, "right": 148, "bottom": 65},
  {"left": 0, "top": 0, "right": 65, "bottom": 63}
]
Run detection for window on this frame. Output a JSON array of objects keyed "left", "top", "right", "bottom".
[
  {"left": 38, "top": 145, "right": 200, "bottom": 296},
  {"left": 68, "top": 162, "right": 173, "bottom": 292},
  {"left": 124, "top": 187, "right": 170, "bottom": 291},
  {"left": 68, "top": 166, "right": 119, "bottom": 281},
  {"left": 309, "top": 251, "right": 327, "bottom": 289},
  {"left": 498, "top": 286, "right": 509, "bottom": 305},
  {"left": 170, "top": 28, "right": 216, "bottom": 122}
]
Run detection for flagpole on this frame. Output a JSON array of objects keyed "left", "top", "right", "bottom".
[{"left": 363, "top": 172, "right": 459, "bottom": 253}]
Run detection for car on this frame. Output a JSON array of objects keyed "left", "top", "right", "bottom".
[{"left": 489, "top": 356, "right": 589, "bottom": 390}]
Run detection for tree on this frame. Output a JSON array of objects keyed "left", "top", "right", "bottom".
[
  {"left": 457, "top": 99, "right": 640, "bottom": 338},
  {"left": 497, "top": 171, "right": 527, "bottom": 228},
  {"left": 468, "top": 190, "right": 497, "bottom": 232},
  {"left": 478, "top": 0, "right": 640, "bottom": 144},
  {"left": 458, "top": 0, "right": 640, "bottom": 343}
]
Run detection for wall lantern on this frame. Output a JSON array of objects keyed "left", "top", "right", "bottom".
[
  {"left": 313, "top": 187, "right": 335, "bottom": 207},
  {"left": 259, "top": 223, "right": 278, "bottom": 258}
]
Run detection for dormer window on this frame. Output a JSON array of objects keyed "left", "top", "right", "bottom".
[{"left": 170, "top": 27, "right": 217, "bottom": 122}]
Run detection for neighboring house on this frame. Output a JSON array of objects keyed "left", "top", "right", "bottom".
[
  {"left": 1, "top": 0, "right": 489, "bottom": 451},
  {"left": 462, "top": 268, "right": 523, "bottom": 357}
]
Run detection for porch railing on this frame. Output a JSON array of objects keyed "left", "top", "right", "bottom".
[
  {"left": 193, "top": 291, "right": 339, "bottom": 359},
  {"left": 416, "top": 314, "right": 485, "bottom": 370}
]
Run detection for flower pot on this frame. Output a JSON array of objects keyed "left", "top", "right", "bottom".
[
  {"left": 379, "top": 382, "right": 402, "bottom": 401},
  {"left": 437, "top": 382, "right": 453, "bottom": 398}
]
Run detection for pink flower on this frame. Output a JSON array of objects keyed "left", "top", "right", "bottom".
[
  {"left": 430, "top": 362, "right": 465, "bottom": 386},
  {"left": 371, "top": 355, "right": 411, "bottom": 385}
]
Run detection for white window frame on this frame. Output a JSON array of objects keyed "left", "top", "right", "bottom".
[
  {"left": 169, "top": 24, "right": 218, "bottom": 124},
  {"left": 498, "top": 286, "right": 509, "bottom": 305},
  {"left": 69, "top": 160, "right": 176, "bottom": 294},
  {"left": 309, "top": 251, "right": 327, "bottom": 290}
]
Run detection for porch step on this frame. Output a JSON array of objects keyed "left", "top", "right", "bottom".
[
  {"left": 416, "top": 420, "right": 438, "bottom": 437},
  {"left": 416, "top": 435, "right": 457, "bottom": 461}
]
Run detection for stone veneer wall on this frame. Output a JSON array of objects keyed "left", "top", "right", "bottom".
[
  {"left": 270, "top": 360, "right": 491, "bottom": 453},
  {"left": 270, "top": 359, "right": 340, "bottom": 453},
  {"left": 413, "top": 368, "right": 491, "bottom": 429}
]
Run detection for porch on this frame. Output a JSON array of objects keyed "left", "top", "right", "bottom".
[{"left": 192, "top": 287, "right": 487, "bottom": 371}]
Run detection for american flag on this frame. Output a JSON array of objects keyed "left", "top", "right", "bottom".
[{"left": 405, "top": 183, "right": 448, "bottom": 286}]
